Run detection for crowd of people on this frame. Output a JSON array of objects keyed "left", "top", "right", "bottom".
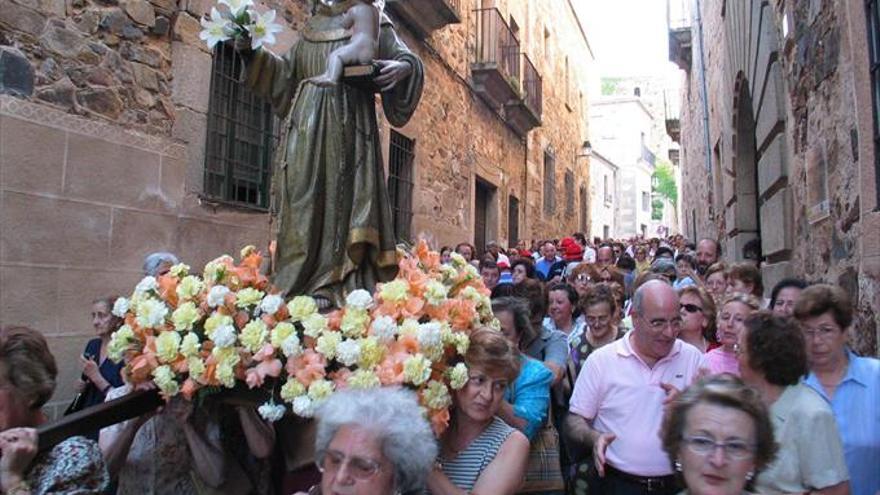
[{"left": 0, "top": 236, "right": 878, "bottom": 495}]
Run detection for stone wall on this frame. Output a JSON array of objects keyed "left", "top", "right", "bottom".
[{"left": 677, "top": 0, "right": 879, "bottom": 355}]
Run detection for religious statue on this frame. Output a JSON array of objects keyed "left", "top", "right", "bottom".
[{"left": 238, "top": 0, "right": 424, "bottom": 308}]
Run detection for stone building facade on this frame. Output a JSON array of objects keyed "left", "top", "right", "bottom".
[
  {"left": 0, "top": 0, "right": 593, "bottom": 412},
  {"left": 673, "top": 0, "right": 879, "bottom": 355}
]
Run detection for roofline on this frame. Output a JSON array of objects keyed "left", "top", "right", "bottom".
[
  {"left": 591, "top": 97, "right": 654, "bottom": 120},
  {"left": 566, "top": 0, "right": 595, "bottom": 59},
  {"left": 590, "top": 150, "right": 619, "bottom": 170}
]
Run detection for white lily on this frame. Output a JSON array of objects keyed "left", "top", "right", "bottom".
[
  {"left": 199, "top": 8, "right": 233, "bottom": 50},
  {"left": 246, "top": 9, "right": 282, "bottom": 50},
  {"left": 218, "top": 0, "right": 254, "bottom": 19}
]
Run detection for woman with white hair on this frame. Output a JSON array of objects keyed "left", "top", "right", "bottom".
[
  {"left": 142, "top": 251, "right": 179, "bottom": 277},
  {"left": 296, "top": 387, "right": 438, "bottom": 495}
]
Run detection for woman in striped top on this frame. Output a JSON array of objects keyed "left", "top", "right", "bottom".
[{"left": 426, "top": 328, "right": 530, "bottom": 495}]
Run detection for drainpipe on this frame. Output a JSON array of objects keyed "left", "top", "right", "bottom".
[{"left": 694, "top": 0, "right": 713, "bottom": 238}]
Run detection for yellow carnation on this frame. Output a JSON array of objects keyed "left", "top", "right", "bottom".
[
  {"left": 204, "top": 312, "right": 233, "bottom": 336},
  {"left": 280, "top": 378, "right": 307, "bottom": 401},
  {"left": 398, "top": 318, "right": 420, "bottom": 338},
  {"left": 287, "top": 296, "right": 318, "bottom": 321},
  {"left": 271, "top": 322, "right": 296, "bottom": 348},
  {"left": 169, "top": 263, "right": 191, "bottom": 278},
  {"left": 379, "top": 280, "right": 409, "bottom": 303},
  {"left": 240, "top": 319, "right": 268, "bottom": 353},
  {"left": 301, "top": 313, "right": 328, "bottom": 338},
  {"left": 188, "top": 356, "right": 206, "bottom": 380},
  {"left": 171, "top": 302, "right": 201, "bottom": 331},
  {"left": 236, "top": 288, "right": 265, "bottom": 308},
  {"left": 340, "top": 309, "right": 369, "bottom": 339},
  {"left": 216, "top": 362, "right": 236, "bottom": 388},
  {"left": 176, "top": 275, "right": 204, "bottom": 301},
  {"left": 315, "top": 332, "right": 341, "bottom": 360},
  {"left": 403, "top": 354, "right": 432, "bottom": 386},
  {"left": 203, "top": 256, "right": 232, "bottom": 284},
  {"left": 155, "top": 331, "right": 181, "bottom": 363},
  {"left": 348, "top": 369, "right": 381, "bottom": 390},
  {"left": 357, "top": 337, "right": 385, "bottom": 369},
  {"left": 152, "top": 365, "right": 179, "bottom": 397},
  {"left": 447, "top": 362, "right": 469, "bottom": 390},
  {"left": 424, "top": 280, "right": 449, "bottom": 306},
  {"left": 240, "top": 245, "right": 257, "bottom": 259},
  {"left": 307, "top": 379, "right": 335, "bottom": 402},
  {"left": 453, "top": 333, "right": 470, "bottom": 356},
  {"left": 108, "top": 325, "right": 134, "bottom": 362},
  {"left": 212, "top": 346, "right": 241, "bottom": 367},
  {"left": 423, "top": 380, "right": 452, "bottom": 410},
  {"left": 180, "top": 332, "right": 201, "bottom": 357}
]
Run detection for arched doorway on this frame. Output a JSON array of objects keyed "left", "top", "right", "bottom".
[{"left": 729, "top": 73, "right": 761, "bottom": 260}]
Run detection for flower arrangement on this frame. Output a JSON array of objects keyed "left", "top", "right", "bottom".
[
  {"left": 199, "top": 0, "right": 283, "bottom": 50},
  {"left": 108, "top": 241, "right": 497, "bottom": 435}
]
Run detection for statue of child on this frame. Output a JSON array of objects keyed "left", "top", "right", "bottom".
[{"left": 307, "top": 0, "right": 380, "bottom": 87}]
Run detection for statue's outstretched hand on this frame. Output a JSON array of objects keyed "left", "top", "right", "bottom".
[{"left": 373, "top": 59, "right": 412, "bottom": 91}]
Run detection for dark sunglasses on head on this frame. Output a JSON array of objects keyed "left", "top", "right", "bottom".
[{"left": 680, "top": 303, "right": 703, "bottom": 313}]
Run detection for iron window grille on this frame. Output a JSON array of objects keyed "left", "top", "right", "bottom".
[
  {"left": 388, "top": 130, "right": 415, "bottom": 243},
  {"left": 543, "top": 150, "right": 555, "bottom": 215},
  {"left": 565, "top": 170, "right": 575, "bottom": 215},
  {"left": 204, "top": 43, "right": 276, "bottom": 209},
  {"left": 867, "top": 0, "right": 880, "bottom": 209}
]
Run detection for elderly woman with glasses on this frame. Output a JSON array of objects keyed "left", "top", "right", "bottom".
[
  {"left": 660, "top": 375, "right": 777, "bottom": 495},
  {"left": 736, "top": 311, "right": 850, "bottom": 495},
  {"left": 705, "top": 293, "right": 761, "bottom": 376},
  {"left": 794, "top": 285, "right": 880, "bottom": 495},
  {"left": 296, "top": 387, "right": 437, "bottom": 495}
]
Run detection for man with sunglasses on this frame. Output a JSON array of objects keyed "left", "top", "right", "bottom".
[{"left": 565, "top": 281, "right": 707, "bottom": 494}]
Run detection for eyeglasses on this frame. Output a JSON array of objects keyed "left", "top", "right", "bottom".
[
  {"left": 585, "top": 315, "right": 611, "bottom": 326},
  {"left": 316, "top": 450, "right": 382, "bottom": 480},
  {"left": 801, "top": 326, "right": 839, "bottom": 340},
  {"left": 680, "top": 303, "right": 703, "bottom": 314},
  {"left": 638, "top": 315, "right": 683, "bottom": 331},
  {"left": 681, "top": 435, "right": 755, "bottom": 460}
]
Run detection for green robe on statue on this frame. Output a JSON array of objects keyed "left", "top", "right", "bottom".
[{"left": 243, "top": 4, "right": 424, "bottom": 307}]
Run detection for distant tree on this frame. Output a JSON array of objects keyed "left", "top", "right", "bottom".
[
  {"left": 651, "top": 160, "right": 678, "bottom": 220},
  {"left": 601, "top": 77, "right": 622, "bottom": 95}
]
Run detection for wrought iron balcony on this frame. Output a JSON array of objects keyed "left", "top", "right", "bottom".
[
  {"left": 503, "top": 52, "right": 542, "bottom": 137},
  {"left": 667, "top": 0, "right": 692, "bottom": 71},
  {"left": 666, "top": 117, "right": 681, "bottom": 143},
  {"left": 471, "top": 8, "right": 521, "bottom": 110},
  {"left": 385, "top": 0, "right": 461, "bottom": 38}
]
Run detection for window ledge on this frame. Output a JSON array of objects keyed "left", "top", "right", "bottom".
[{"left": 198, "top": 194, "right": 270, "bottom": 214}]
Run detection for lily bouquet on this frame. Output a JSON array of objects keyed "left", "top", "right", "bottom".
[
  {"left": 108, "top": 241, "right": 498, "bottom": 435},
  {"left": 199, "top": 0, "right": 283, "bottom": 50}
]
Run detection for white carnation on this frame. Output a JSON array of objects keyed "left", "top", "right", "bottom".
[
  {"left": 207, "top": 285, "right": 230, "bottom": 308},
  {"left": 134, "top": 276, "right": 158, "bottom": 295},
  {"left": 335, "top": 339, "right": 361, "bottom": 367},
  {"left": 211, "top": 324, "right": 237, "bottom": 348},
  {"left": 136, "top": 298, "right": 168, "bottom": 329},
  {"left": 418, "top": 322, "right": 443, "bottom": 348},
  {"left": 302, "top": 313, "right": 328, "bottom": 339},
  {"left": 291, "top": 395, "right": 315, "bottom": 417},
  {"left": 257, "top": 402, "right": 286, "bottom": 422},
  {"left": 112, "top": 297, "right": 130, "bottom": 317},
  {"left": 370, "top": 315, "right": 398, "bottom": 342},
  {"left": 345, "top": 289, "right": 373, "bottom": 311},
  {"left": 260, "top": 294, "right": 285, "bottom": 315},
  {"left": 281, "top": 335, "right": 303, "bottom": 358}
]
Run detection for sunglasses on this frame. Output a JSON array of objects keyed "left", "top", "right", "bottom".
[{"left": 680, "top": 303, "right": 703, "bottom": 313}]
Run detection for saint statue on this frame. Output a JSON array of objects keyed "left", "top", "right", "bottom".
[{"left": 239, "top": 0, "right": 424, "bottom": 307}]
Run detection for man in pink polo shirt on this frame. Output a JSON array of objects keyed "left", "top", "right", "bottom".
[{"left": 565, "top": 280, "right": 706, "bottom": 494}]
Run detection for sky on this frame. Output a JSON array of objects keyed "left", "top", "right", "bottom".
[{"left": 573, "top": 0, "right": 683, "bottom": 88}]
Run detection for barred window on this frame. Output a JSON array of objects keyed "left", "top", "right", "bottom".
[
  {"left": 565, "top": 170, "right": 575, "bottom": 214},
  {"left": 388, "top": 130, "right": 415, "bottom": 242},
  {"left": 543, "top": 150, "right": 555, "bottom": 215},
  {"left": 867, "top": 0, "right": 880, "bottom": 207},
  {"left": 508, "top": 195, "right": 519, "bottom": 248},
  {"left": 204, "top": 43, "right": 276, "bottom": 208}
]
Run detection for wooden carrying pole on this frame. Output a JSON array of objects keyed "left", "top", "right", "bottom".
[{"left": 36, "top": 389, "right": 163, "bottom": 452}]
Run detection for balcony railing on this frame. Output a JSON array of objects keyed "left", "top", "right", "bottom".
[
  {"left": 384, "top": 0, "right": 461, "bottom": 38},
  {"left": 667, "top": 0, "right": 692, "bottom": 70},
  {"left": 521, "top": 53, "right": 542, "bottom": 119},
  {"left": 471, "top": 8, "right": 521, "bottom": 109}
]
